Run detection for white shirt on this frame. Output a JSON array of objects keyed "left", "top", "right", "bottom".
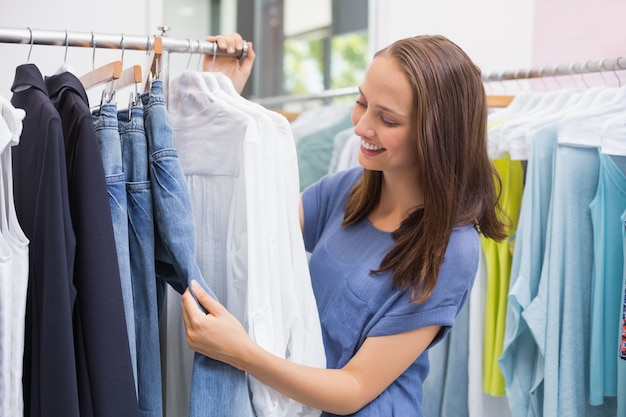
[
  {"left": 0, "top": 95, "right": 29, "bottom": 417},
  {"left": 169, "top": 71, "right": 325, "bottom": 417}
]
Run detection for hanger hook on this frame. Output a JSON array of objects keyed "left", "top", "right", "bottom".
[
  {"left": 516, "top": 68, "right": 531, "bottom": 92},
  {"left": 210, "top": 41, "right": 218, "bottom": 72},
  {"left": 613, "top": 57, "right": 622, "bottom": 87},
  {"left": 91, "top": 32, "right": 96, "bottom": 71},
  {"left": 499, "top": 72, "right": 507, "bottom": 96},
  {"left": 27, "top": 27, "right": 34, "bottom": 62},
  {"left": 607, "top": 57, "right": 623, "bottom": 87},
  {"left": 598, "top": 58, "right": 610, "bottom": 85},
  {"left": 62, "top": 30, "right": 69, "bottom": 64},
  {"left": 120, "top": 33, "right": 125, "bottom": 63},
  {"left": 552, "top": 64, "right": 562, "bottom": 89},
  {"left": 186, "top": 39, "right": 194, "bottom": 69},
  {"left": 582, "top": 60, "right": 590, "bottom": 84},
  {"left": 576, "top": 62, "right": 589, "bottom": 88},
  {"left": 567, "top": 62, "right": 579, "bottom": 88},
  {"left": 495, "top": 71, "right": 508, "bottom": 96},
  {"left": 513, "top": 68, "right": 523, "bottom": 92},
  {"left": 146, "top": 35, "right": 160, "bottom": 80},
  {"left": 582, "top": 60, "right": 597, "bottom": 86},
  {"left": 196, "top": 40, "right": 204, "bottom": 70},
  {"left": 146, "top": 35, "right": 151, "bottom": 56},
  {"left": 538, "top": 65, "right": 548, "bottom": 91}
]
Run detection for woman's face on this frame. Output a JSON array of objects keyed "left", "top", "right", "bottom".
[{"left": 352, "top": 54, "right": 419, "bottom": 175}]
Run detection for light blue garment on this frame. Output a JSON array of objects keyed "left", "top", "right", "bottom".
[
  {"left": 140, "top": 79, "right": 254, "bottom": 417},
  {"left": 118, "top": 104, "right": 162, "bottom": 417},
  {"left": 589, "top": 154, "right": 626, "bottom": 405},
  {"left": 619, "top": 208, "right": 626, "bottom": 417},
  {"left": 524, "top": 144, "right": 612, "bottom": 417},
  {"left": 422, "top": 298, "right": 470, "bottom": 417},
  {"left": 499, "top": 122, "right": 558, "bottom": 417},
  {"left": 92, "top": 102, "right": 137, "bottom": 390}
]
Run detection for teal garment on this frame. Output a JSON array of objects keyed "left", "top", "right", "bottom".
[
  {"left": 296, "top": 111, "right": 354, "bottom": 191},
  {"left": 327, "top": 127, "right": 355, "bottom": 175},
  {"left": 620, "top": 208, "right": 626, "bottom": 417},
  {"left": 589, "top": 154, "right": 626, "bottom": 404}
]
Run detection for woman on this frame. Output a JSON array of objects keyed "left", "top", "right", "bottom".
[{"left": 183, "top": 33, "right": 507, "bottom": 416}]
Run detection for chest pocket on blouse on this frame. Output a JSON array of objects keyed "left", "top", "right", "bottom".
[{"left": 321, "top": 278, "right": 373, "bottom": 368}]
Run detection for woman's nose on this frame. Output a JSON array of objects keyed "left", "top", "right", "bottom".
[{"left": 352, "top": 114, "right": 375, "bottom": 139}]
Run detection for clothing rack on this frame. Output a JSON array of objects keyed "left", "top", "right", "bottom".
[
  {"left": 0, "top": 27, "right": 247, "bottom": 57},
  {"left": 0, "top": 26, "right": 247, "bottom": 99},
  {"left": 255, "top": 55, "right": 626, "bottom": 108},
  {"left": 482, "top": 56, "right": 626, "bottom": 82}
]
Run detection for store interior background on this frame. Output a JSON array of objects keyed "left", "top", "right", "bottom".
[
  {"left": 1, "top": 0, "right": 625, "bottom": 106},
  {"left": 1, "top": 0, "right": 625, "bottom": 415}
]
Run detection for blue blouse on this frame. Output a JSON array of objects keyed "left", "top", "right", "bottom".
[{"left": 302, "top": 167, "right": 479, "bottom": 417}]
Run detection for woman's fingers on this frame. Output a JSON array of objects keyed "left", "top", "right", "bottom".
[
  {"left": 205, "top": 33, "right": 243, "bottom": 54},
  {"left": 190, "top": 280, "right": 223, "bottom": 315},
  {"left": 181, "top": 280, "right": 251, "bottom": 368}
]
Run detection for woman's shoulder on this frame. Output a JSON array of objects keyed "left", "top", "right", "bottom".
[
  {"left": 305, "top": 167, "right": 364, "bottom": 200},
  {"left": 448, "top": 224, "right": 480, "bottom": 255},
  {"left": 443, "top": 224, "right": 480, "bottom": 280},
  {"left": 320, "top": 166, "right": 363, "bottom": 188}
]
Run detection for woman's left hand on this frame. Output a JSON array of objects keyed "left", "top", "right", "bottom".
[
  {"left": 181, "top": 280, "right": 252, "bottom": 369},
  {"left": 202, "top": 32, "right": 255, "bottom": 94}
]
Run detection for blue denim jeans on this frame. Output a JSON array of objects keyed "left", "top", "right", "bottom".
[
  {"left": 92, "top": 102, "right": 137, "bottom": 390},
  {"left": 141, "top": 79, "right": 254, "bottom": 417},
  {"left": 118, "top": 104, "right": 163, "bottom": 417}
]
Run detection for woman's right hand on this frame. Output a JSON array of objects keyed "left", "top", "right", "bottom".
[
  {"left": 181, "top": 280, "right": 253, "bottom": 369},
  {"left": 203, "top": 32, "right": 256, "bottom": 94}
]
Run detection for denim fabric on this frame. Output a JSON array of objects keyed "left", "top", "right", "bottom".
[
  {"left": 141, "top": 79, "right": 254, "bottom": 417},
  {"left": 92, "top": 102, "right": 137, "bottom": 390},
  {"left": 118, "top": 104, "right": 163, "bottom": 417}
]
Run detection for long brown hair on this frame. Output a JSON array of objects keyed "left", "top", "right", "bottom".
[{"left": 343, "top": 35, "right": 508, "bottom": 302}]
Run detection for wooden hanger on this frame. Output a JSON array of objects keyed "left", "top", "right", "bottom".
[
  {"left": 149, "top": 36, "right": 163, "bottom": 78},
  {"left": 487, "top": 95, "right": 515, "bottom": 108},
  {"left": 112, "top": 64, "right": 144, "bottom": 112},
  {"left": 142, "top": 36, "right": 163, "bottom": 92},
  {"left": 79, "top": 60, "right": 123, "bottom": 90},
  {"left": 79, "top": 32, "right": 126, "bottom": 91},
  {"left": 110, "top": 64, "right": 142, "bottom": 91}
]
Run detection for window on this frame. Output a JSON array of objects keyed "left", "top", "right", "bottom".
[
  {"left": 236, "top": 0, "right": 368, "bottom": 107},
  {"left": 161, "top": 0, "right": 368, "bottom": 107}
]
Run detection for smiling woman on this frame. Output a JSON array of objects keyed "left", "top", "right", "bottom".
[{"left": 181, "top": 33, "right": 508, "bottom": 417}]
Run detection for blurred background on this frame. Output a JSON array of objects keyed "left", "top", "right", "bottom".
[{"left": 1, "top": 0, "right": 625, "bottom": 109}]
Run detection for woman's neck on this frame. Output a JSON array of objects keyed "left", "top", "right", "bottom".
[{"left": 368, "top": 170, "right": 423, "bottom": 232}]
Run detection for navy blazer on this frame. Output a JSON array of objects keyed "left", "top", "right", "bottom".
[{"left": 45, "top": 71, "right": 139, "bottom": 417}]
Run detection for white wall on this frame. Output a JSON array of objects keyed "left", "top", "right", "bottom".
[
  {"left": 7, "top": 0, "right": 621, "bottom": 103},
  {"left": 369, "top": 0, "right": 535, "bottom": 77},
  {"left": 0, "top": 0, "right": 164, "bottom": 101},
  {"left": 1, "top": 0, "right": 537, "bottom": 102},
  {"left": 369, "top": 0, "right": 626, "bottom": 93}
]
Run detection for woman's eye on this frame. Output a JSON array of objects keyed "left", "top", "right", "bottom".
[
  {"left": 356, "top": 100, "right": 367, "bottom": 109},
  {"left": 382, "top": 117, "right": 397, "bottom": 127}
]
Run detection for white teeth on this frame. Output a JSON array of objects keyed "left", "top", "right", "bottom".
[{"left": 361, "top": 140, "right": 384, "bottom": 151}]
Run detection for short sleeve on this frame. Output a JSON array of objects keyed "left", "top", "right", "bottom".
[{"left": 367, "top": 225, "right": 479, "bottom": 344}]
